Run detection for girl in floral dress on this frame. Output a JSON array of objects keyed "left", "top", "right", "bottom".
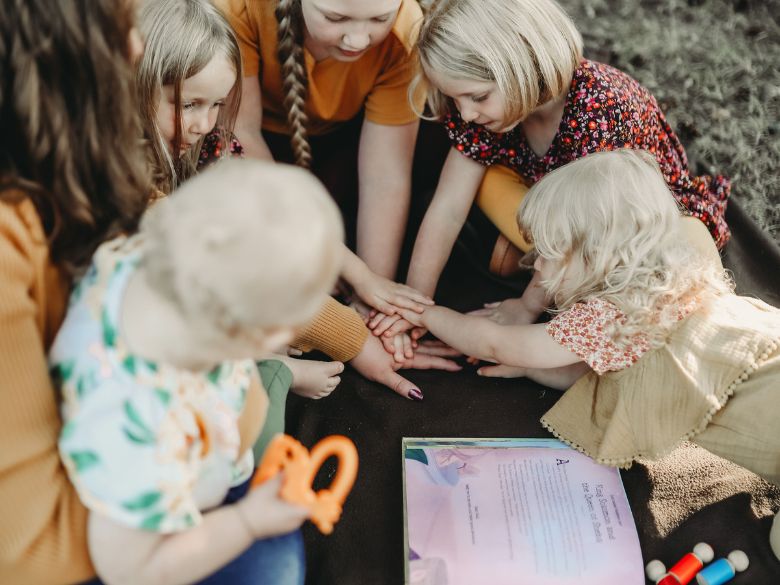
[
  {"left": 51, "top": 160, "right": 345, "bottom": 584},
  {"left": 395, "top": 149, "right": 780, "bottom": 556},
  {"left": 370, "top": 0, "right": 731, "bottom": 344}
]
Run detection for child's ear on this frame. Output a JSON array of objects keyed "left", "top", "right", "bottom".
[{"left": 127, "top": 27, "right": 144, "bottom": 63}]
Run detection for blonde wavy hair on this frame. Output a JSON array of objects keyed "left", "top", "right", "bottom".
[
  {"left": 137, "top": 0, "right": 242, "bottom": 193},
  {"left": 411, "top": 0, "right": 582, "bottom": 121},
  {"left": 518, "top": 149, "right": 734, "bottom": 345},
  {"left": 142, "top": 159, "right": 345, "bottom": 335}
]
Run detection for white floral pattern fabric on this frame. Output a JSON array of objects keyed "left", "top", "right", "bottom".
[
  {"left": 545, "top": 297, "right": 694, "bottom": 374},
  {"left": 52, "top": 235, "right": 255, "bottom": 533}
]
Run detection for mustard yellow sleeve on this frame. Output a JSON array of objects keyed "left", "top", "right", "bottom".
[
  {"left": 291, "top": 296, "right": 369, "bottom": 362},
  {"left": 214, "top": 0, "right": 262, "bottom": 77},
  {"left": 0, "top": 202, "right": 94, "bottom": 585}
]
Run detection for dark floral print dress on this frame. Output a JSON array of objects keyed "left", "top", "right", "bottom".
[
  {"left": 197, "top": 128, "right": 244, "bottom": 171},
  {"left": 445, "top": 60, "right": 731, "bottom": 249}
]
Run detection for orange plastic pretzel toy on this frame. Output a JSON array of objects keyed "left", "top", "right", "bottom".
[{"left": 252, "top": 434, "right": 358, "bottom": 534}]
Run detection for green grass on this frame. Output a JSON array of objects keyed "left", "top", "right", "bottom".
[{"left": 559, "top": 0, "right": 780, "bottom": 242}]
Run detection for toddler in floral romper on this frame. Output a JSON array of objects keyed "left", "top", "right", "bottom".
[{"left": 50, "top": 159, "right": 345, "bottom": 584}]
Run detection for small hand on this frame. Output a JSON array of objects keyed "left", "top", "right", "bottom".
[
  {"left": 368, "top": 311, "right": 404, "bottom": 336},
  {"left": 351, "top": 271, "right": 433, "bottom": 316},
  {"left": 467, "top": 297, "right": 539, "bottom": 326},
  {"left": 237, "top": 474, "right": 309, "bottom": 539},
  {"left": 385, "top": 332, "right": 415, "bottom": 363},
  {"left": 399, "top": 352, "right": 462, "bottom": 372},
  {"left": 395, "top": 307, "right": 426, "bottom": 329}
]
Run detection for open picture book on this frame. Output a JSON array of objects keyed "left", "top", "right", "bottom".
[{"left": 402, "top": 438, "right": 644, "bottom": 585}]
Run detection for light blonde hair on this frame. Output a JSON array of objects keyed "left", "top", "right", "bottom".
[
  {"left": 518, "top": 149, "right": 733, "bottom": 345},
  {"left": 412, "top": 0, "right": 582, "bottom": 122},
  {"left": 275, "top": 0, "right": 312, "bottom": 168},
  {"left": 141, "top": 159, "right": 345, "bottom": 337},
  {"left": 137, "top": 0, "right": 242, "bottom": 193}
]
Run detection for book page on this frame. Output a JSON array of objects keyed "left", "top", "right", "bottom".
[{"left": 403, "top": 439, "right": 643, "bottom": 585}]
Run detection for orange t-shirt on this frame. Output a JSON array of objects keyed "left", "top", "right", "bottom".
[{"left": 216, "top": 0, "right": 424, "bottom": 135}]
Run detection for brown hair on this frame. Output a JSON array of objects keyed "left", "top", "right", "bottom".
[
  {"left": 275, "top": 0, "right": 312, "bottom": 168},
  {"left": 0, "top": 0, "right": 152, "bottom": 276},
  {"left": 137, "top": 0, "right": 243, "bottom": 193}
]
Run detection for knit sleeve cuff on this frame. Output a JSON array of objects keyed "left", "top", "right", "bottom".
[{"left": 291, "top": 297, "right": 368, "bottom": 362}]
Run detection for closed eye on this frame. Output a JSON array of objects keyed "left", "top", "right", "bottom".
[{"left": 471, "top": 94, "right": 488, "bottom": 103}]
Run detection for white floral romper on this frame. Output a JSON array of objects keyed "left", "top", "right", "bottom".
[{"left": 51, "top": 235, "right": 256, "bottom": 533}]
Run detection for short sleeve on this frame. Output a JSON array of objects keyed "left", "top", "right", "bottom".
[
  {"left": 214, "top": 0, "right": 261, "bottom": 77},
  {"left": 545, "top": 299, "right": 648, "bottom": 374},
  {"left": 364, "top": 39, "right": 420, "bottom": 125},
  {"left": 59, "top": 376, "right": 202, "bottom": 534}
]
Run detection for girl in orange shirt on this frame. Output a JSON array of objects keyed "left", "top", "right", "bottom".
[{"left": 217, "top": 0, "right": 424, "bottom": 285}]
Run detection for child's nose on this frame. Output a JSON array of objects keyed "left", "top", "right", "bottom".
[
  {"left": 456, "top": 99, "right": 478, "bottom": 123},
  {"left": 190, "top": 110, "right": 211, "bottom": 135},
  {"left": 343, "top": 31, "right": 370, "bottom": 51}
]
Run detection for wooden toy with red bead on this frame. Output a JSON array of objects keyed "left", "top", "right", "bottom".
[{"left": 645, "top": 543, "right": 715, "bottom": 584}]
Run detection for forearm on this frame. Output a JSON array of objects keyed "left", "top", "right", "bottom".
[
  {"left": 406, "top": 210, "right": 466, "bottom": 297},
  {"left": 356, "top": 182, "right": 410, "bottom": 278},
  {"left": 89, "top": 507, "right": 253, "bottom": 585},
  {"left": 356, "top": 120, "right": 418, "bottom": 279},
  {"left": 419, "top": 306, "right": 580, "bottom": 369},
  {"left": 421, "top": 306, "right": 502, "bottom": 363},
  {"left": 234, "top": 76, "right": 273, "bottom": 161},
  {"left": 340, "top": 245, "right": 370, "bottom": 288},
  {"left": 407, "top": 149, "right": 485, "bottom": 297}
]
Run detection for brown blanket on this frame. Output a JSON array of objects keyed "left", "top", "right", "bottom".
[{"left": 285, "top": 123, "right": 780, "bottom": 585}]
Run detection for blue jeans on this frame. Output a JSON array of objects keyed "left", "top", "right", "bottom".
[
  {"left": 82, "top": 476, "right": 306, "bottom": 585},
  {"left": 81, "top": 531, "right": 304, "bottom": 585},
  {"left": 197, "top": 529, "right": 305, "bottom": 585}
]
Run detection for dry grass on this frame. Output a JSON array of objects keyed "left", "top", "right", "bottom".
[{"left": 559, "top": 0, "right": 780, "bottom": 241}]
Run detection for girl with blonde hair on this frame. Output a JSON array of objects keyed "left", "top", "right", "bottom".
[
  {"left": 371, "top": 0, "right": 731, "bottom": 343},
  {"left": 396, "top": 150, "right": 780, "bottom": 512},
  {"left": 137, "top": 0, "right": 243, "bottom": 193},
  {"left": 138, "top": 0, "right": 458, "bottom": 402}
]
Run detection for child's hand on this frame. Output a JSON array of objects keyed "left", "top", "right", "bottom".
[
  {"left": 404, "top": 340, "right": 462, "bottom": 371},
  {"left": 467, "top": 297, "right": 539, "bottom": 326},
  {"left": 383, "top": 332, "right": 415, "bottom": 363},
  {"left": 350, "top": 270, "right": 433, "bottom": 316},
  {"left": 394, "top": 307, "right": 426, "bottom": 329},
  {"left": 236, "top": 474, "right": 309, "bottom": 540},
  {"left": 368, "top": 311, "right": 407, "bottom": 336}
]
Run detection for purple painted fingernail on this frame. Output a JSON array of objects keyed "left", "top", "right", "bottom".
[{"left": 409, "top": 389, "right": 424, "bottom": 401}]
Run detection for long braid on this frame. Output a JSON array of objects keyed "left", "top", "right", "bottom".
[{"left": 275, "top": 0, "right": 312, "bottom": 168}]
